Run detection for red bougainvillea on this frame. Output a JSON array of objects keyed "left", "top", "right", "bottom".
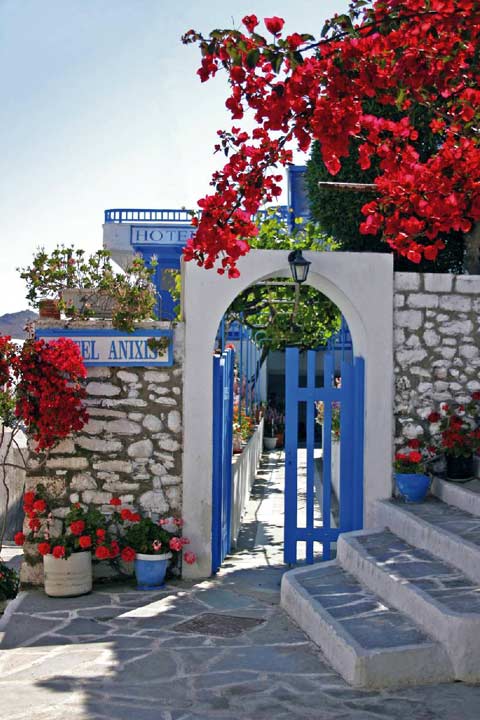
[
  {"left": 182, "top": 1, "right": 480, "bottom": 275},
  {"left": 5, "top": 336, "right": 89, "bottom": 451}
]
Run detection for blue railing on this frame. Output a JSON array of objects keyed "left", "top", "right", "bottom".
[
  {"left": 105, "top": 206, "right": 293, "bottom": 225},
  {"left": 104, "top": 208, "right": 193, "bottom": 224}
]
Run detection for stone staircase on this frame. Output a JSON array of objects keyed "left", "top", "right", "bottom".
[{"left": 280, "top": 478, "right": 480, "bottom": 689}]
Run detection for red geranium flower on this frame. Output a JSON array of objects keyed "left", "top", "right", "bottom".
[
  {"left": 264, "top": 16, "right": 284, "bottom": 35},
  {"left": 37, "top": 542, "right": 51, "bottom": 556},
  {"left": 109, "top": 541, "right": 120, "bottom": 558},
  {"left": 428, "top": 412, "right": 440, "bottom": 423},
  {"left": 96, "top": 528, "right": 106, "bottom": 540},
  {"left": 409, "top": 451, "right": 423, "bottom": 464},
  {"left": 184, "top": 551, "right": 196, "bottom": 565},
  {"left": 79, "top": 535, "right": 92, "bottom": 549},
  {"left": 23, "top": 491, "right": 36, "bottom": 508},
  {"left": 29, "top": 518, "right": 41, "bottom": 532},
  {"left": 70, "top": 520, "right": 85, "bottom": 536},
  {"left": 33, "top": 499, "right": 47, "bottom": 513},
  {"left": 407, "top": 438, "right": 421, "bottom": 449},
  {"left": 120, "top": 508, "right": 133, "bottom": 521},
  {"left": 52, "top": 545, "right": 65, "bottom": 559},
  {"left": 95, "top": 545, "right": 110, "bottom": 560},
  {"left": 14, "top": 532, "right": 25, "bottom": 546},
  {"left": 110, "top": 497, "right": 122, "bottom": 507},
  {"left": 121, "top": 547, "right": 136, "bottom": 562}
]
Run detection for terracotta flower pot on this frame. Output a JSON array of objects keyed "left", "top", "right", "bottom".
[
  {"left": 38, "top": 299, "right": 60, "bottom": 319},
  {"left": 43, "top": 551, "right": 92, "bottom": 597}
]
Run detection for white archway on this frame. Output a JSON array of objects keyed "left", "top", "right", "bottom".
[{"left": 182, "top": 250, "right": 394, "bottom": 578}]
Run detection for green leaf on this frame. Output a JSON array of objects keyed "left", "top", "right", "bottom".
[{"left": 246, "top": 48, "right": 260, "bottom": 68}]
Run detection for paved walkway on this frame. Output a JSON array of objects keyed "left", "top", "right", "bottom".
[{"left": 1, "top": 450, "right": 480, "bottom": 719}]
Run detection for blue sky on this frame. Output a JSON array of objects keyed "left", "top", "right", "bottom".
[{"left": 0, "top": 0, "right": 348, "bottom": 315}]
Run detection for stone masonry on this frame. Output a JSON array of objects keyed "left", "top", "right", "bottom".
[
  {"left": 21, "top": 323, "right": 184, "bottom": 584},
  {"left": 394, "top": 272, "right": 480, "bottom": 447}
]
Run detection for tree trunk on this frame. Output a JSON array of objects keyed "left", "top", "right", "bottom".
[{"left": 463, "top": 223, "right": 480, "bottom": 274}]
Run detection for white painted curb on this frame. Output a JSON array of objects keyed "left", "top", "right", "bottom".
[
  {"left": 338, "top": 530, "right": 480, "bottom": 681},
  {"left": 374, "top": 499, "right": 480, "bottom": 584},
  {"left": 280, "top": 562, "right": 452, "bottom": 688}
]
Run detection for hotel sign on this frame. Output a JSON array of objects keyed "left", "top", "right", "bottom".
[
  {"left": 35, "top": 329, "right": 173, "bottom": 367},
  {"left": 130, "top": 224, "right": 192, "bottom": 247}
]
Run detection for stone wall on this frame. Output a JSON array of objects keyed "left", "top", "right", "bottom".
[
  {"left": 21, "top": 324, "right": 184, "bottom": 584},
  {"left": 394, "top": 273, "right": 480, "bottom": 447}
]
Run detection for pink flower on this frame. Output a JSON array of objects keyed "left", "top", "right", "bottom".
[
  {"left": 152, "top": 540, "right": 162, "bottom": 552},
  {"left": 180, "top": 537, "right": 190, "bottom": 546},
  {"left": 184, "top": 552, "right": 196, "bottom": 565},
  {"left": 169, "top": 537, "right": 182, "bottom": 552}
]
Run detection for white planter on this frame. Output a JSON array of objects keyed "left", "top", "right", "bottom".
[
  {"left": 264, "top": 436, "right": 277, "bottom": 450},
  {"left": 43, "top": 551, "right": 92, "bottom": 597}
]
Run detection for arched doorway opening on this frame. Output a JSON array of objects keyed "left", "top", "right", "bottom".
[{"left": 182, "top": 250, "right": 394, "bottom": 579}]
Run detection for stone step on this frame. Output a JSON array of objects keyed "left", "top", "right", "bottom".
[
  {"left": 338, "top": 528, "right": 480, "bottom": 681},
  {"left": 375, "top": 497, "right": 480, "bottom": 583},
  {"left": 280, "top": 561, "right": 452, "bottom": 689},
  {"left": 432, "top": 476, "right": 480, "bottom": 517}
]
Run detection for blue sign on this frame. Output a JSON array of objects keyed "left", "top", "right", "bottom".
[{"left": 35, "top": 329, "right": 173, "bottom": 367}]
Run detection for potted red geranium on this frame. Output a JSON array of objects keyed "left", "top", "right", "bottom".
[
  {"left": 108, "top": 499, "right": 196, "bottom": 590},
  {"left": 428, "top": 394, "right": 480, "bottom": 482},
  {"left": 394, "top": 438, "right": 434, "bottom": 502},
  {"left": 15, "top": 488, "right": 113, "bottom": 597}
]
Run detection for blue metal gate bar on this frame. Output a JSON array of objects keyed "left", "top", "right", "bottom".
[
  {"left": 306, "top": 351, "right": 316, "bottom": 564},
  {"left": 285, "top": 347, "right": 364, "bottom": 565},
  {"left": 353, "top": 358, "right": 365, "bottom": 529},
  {"left": 211, "top": 348, "right": 235, "bottom": 573},
  {"left": 284, "top": 348, "right": 299, "bottom": 565}
]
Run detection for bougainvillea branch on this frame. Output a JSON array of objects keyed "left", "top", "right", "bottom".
[
  {"left": 0, "top": 336, "right": 88, "bottom": 548},
  {"left": 182, "top": 1, "right": 480, "bottom": 275}
]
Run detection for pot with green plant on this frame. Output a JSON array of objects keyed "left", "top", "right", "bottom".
[
  {"left": 109, "top": 499, "right": 196, "bottom": 590},
  {"left": 19, "top": 246, "right": 159, "bottom": 333},
  {"left": 0, "top": 561, "right": 20, "bottom": 613}
]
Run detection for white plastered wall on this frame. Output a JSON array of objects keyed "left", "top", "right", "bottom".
[{"left": 182, "top": 250, "right": 394, "bottom": 578}]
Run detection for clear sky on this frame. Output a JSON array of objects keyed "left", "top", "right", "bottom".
[{"left": 0, "top": 0, "right": 349, "bottom": 315}]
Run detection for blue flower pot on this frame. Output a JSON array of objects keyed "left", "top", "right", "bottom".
[
  {"left": 134, "top": 553, "right": 172, "bottom": 590},
  {"left": 395, "top": 473, "right": 430, "bottom": 502}
]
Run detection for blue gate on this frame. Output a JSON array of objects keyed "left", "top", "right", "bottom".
[
  {"left": 211, "top": 348, "right": 235, "bottom": 573},
  {"left": 284, "top": 348, "right": 365, "bottom": 564}
]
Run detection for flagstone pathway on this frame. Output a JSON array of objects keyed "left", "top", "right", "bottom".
[{"left": 0, "top": 449, "right": 479, "bottom": 719}]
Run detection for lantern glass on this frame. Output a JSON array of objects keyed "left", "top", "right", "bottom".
[{"left": 288, "top": 250, "right": 311, "bottom": 284}]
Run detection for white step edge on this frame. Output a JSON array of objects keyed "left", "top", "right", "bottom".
[
  {"left": 338, "top": 529, "right": 480, "bottom": 682},
  {"left": 280, "top": 561, "right": 452, "bottom": 688},
  {"left": 432, "top": 476, "right": 480, "bottom": 517},
  {"left": 374, "top": 498, "right": 480, "bottom": 584}
]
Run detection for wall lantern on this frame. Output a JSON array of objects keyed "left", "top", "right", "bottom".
[{"left": 288, "top": 249, "right": 311, "bottom": 284}]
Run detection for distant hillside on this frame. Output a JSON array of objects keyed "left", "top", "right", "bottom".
[{"left": 0, "top": 310, "right": 38, "bottom": 339}]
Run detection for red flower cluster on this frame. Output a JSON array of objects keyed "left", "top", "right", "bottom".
[
  {"left": 4, "top": 337, "right": 89, "bottom": 451},
  {"left": 182, "top": 1, "right": 480, "bottom": 275}
]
